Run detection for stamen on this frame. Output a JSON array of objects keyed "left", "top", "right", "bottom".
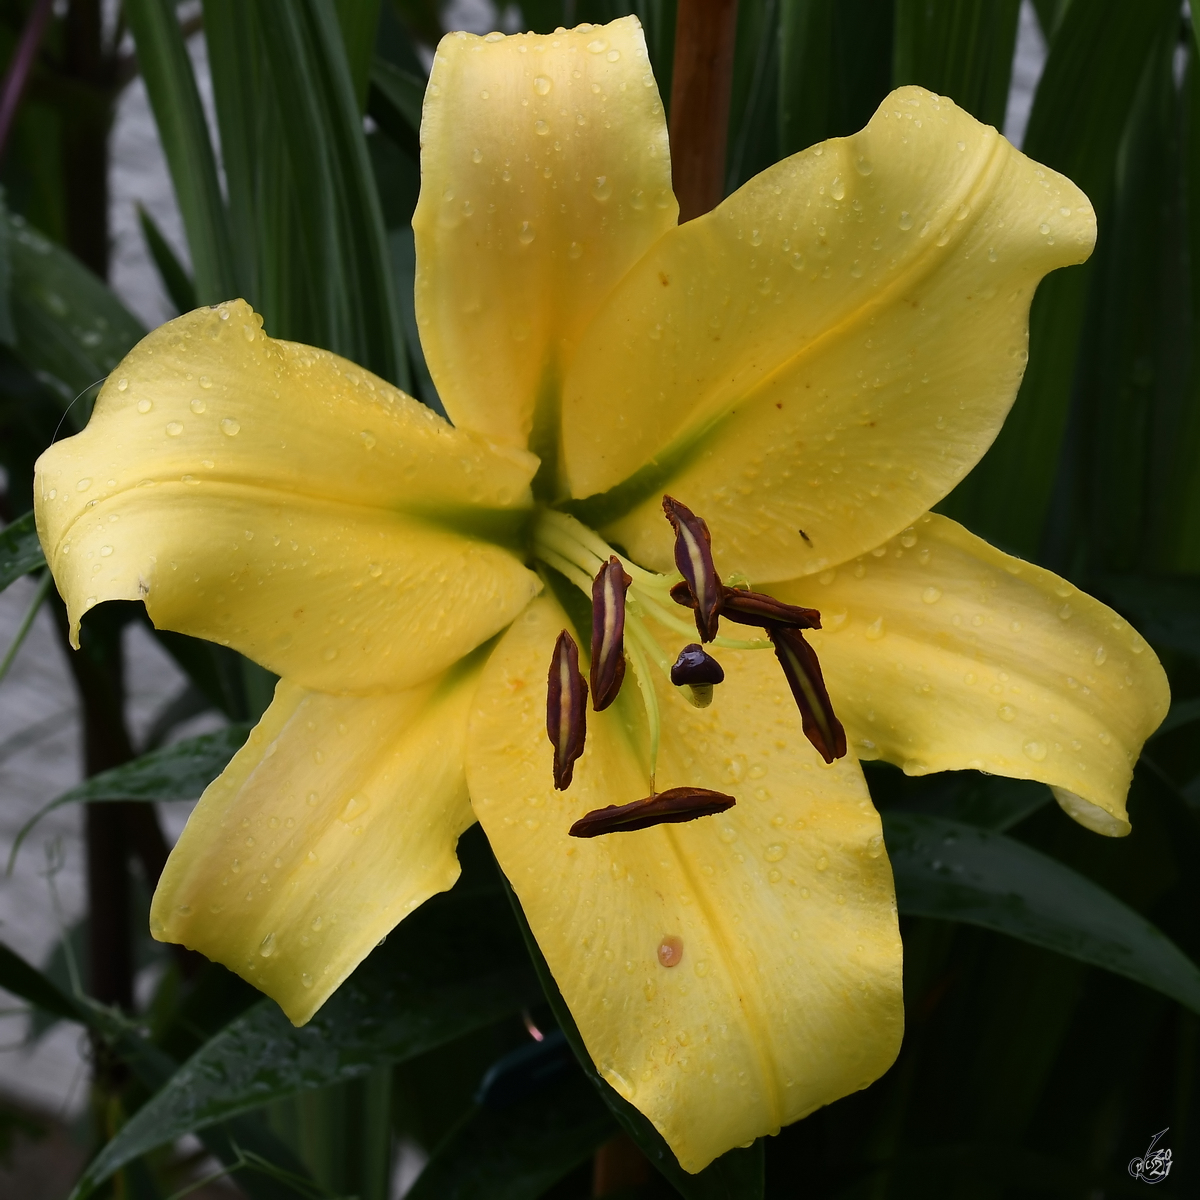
[
  {"left": 720, "top": 588, "right": 821, "bottom": 631},
  {"left": 662, "top": 496, "right": 721, "bottom": 642},
  {"left": 622, "top": 624, "right": 661, "bottom": 788},
  {"left": 590, "top": 556, "right": 632, "bottom": 711},
  {"left": 767, "top": 627, "right": 847, "bottom": 764},
  {"left": 671, "top": 643, "right": 724, "bottom": 709},
  {"left": 671, "top": 580, "right": 821, "bottom": 632},
  {"left": 569, "top": 786, "right": 736, "bottom": 837},
  {"left": 546, "top": 630, "right": 588, "bottom": 789}
]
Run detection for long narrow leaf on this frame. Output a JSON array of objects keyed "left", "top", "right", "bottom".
[
  {"left": 0, "top": 510, "right": 45, "bottom": 591},
  {"left": 124, "top": 0, "right": 239, "bottom": 302},
  {"left": 886, "top": 811, "right": 1200, "bottom": 1013},
  {"left": 8, "top": 725, "right": 251, "bottom": 870},
  {"left": 71, "top": 891, "right": 540, "bottom": 1193}
]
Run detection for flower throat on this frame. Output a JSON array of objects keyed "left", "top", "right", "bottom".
[{"left": 533, "top": 497, "right": 847, "bottom": 837}]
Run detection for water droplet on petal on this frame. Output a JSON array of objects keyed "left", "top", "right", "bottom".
[
  {"left": 657, "top": 935, "right": 683, "bottom": 967},
  {"left": 518, "top": 221, "right": 535, "bottom": 245},
  {"left": 998, "top": 704, "right": 1016, "bottom": 722},
  {"left": 1094, "top": 646, "right": 1107, "bottom": 665},
  {"left": 568, "top": 240, "right": 583, "bottom": 259},
  {"left": 301, "top": 973, "right": 313, "bottom": 988},
  {"left": 1023, "top": 740, "right": 1047, "bottom": 762},
  {"left": 533, "top": 75, "right": 552, "bottom": 94},
  {"left": 260, "top": 932, "right": 277, "bottom": 957},
  {"left": 136, "top": 398, "right": 152, "bottom": 413},
  {"left": 865, "top": 617, "right": 885, "bottom": 640},
  {"left": 764, "top": 843, "right": 786, "bottom": 862},
  {"left": 221, "top": 418, "right": 240, "bottom": 436},
  {"left": 591, "top": 175, "right": 612, "bottom": 201},
  {"left": 116, "top": 378, "right": 128, "bottom": 391},
  {"left": 534, "top": 118, "right": 549, "bottom": 135},
  {"left": 899, "top": 211, "right": 914, "bottom": 231},
  {"left": 830, "top": 176, "right": 845, "bottom": 201},
  {"left": 165, "top": 421, "right": 183, "bottom": 437},
  {"left": 922, "top": 586, "right": 941, "bottom": 604}
]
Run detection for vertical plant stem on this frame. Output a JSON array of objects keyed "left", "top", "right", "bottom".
[
  {"left": 669, "top": 0, "right": 739, "bottom": 221},
  {"left": 0, "top": 0, "right": 55, "bottom": 161}
]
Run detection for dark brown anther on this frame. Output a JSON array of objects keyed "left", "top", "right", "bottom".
[
  {"left": 719, "top": 588, "right": 822, "bottom": 631},
  {"left": 590, "top": 556, "right": 632, "bottom": 711},
  {"left": 662, "top": 496, "right": 721, "bottom": 642},
  {"left": 547, "top": 630, "right": 588, "bottom": 790},
  {"left": 569, "top": 786, "right": 736, "bottom": 837},
  {"left": 767, "top": 627, "right": 847, "bottom": 764},
  {"left": 670, "top": 644, "right": 725, "bottom": 687}
]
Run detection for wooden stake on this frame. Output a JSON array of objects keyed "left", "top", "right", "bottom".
[{"left": 668, "top": 0, "right": 739, "bottom": 222}]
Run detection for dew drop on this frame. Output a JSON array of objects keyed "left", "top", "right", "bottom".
[
  {"left": 749, "top": 228, "right": 762, "bottom": 246},
  {"left": 259, "top": 932, "right": 276, "bottom": 957},
  {"left": 864, "top": 617, "right": 885, "bottom": 640},
  {"left": 591, "top": 175, "right": 613, "bottom": 201},
  {"left": 1023, "top": 740, "right": 1047, "bottom": 762},
  {"left": 921, "top": 586, "right": 942, "bottom": 604},
  {"left": 997, "top": 704, "right": 1016, "bottom": 722},
  {"left": 116, "top": 378, "right": 128, "bottom": 391},
  {"left": 534, "top": 118, "right": 549, "bottom": 135},
  {"left": 830, "top": 176, "right": 845, "bottom": 201},
  {"left": 1094, "top": 646, "right": 1107, "bottom": 665},
  {"left": 764, "top": 843, "right": 786, "bottom": 863},
  {"left": 1039, "top": 222, "right": 1050, "bottom": 235},
  {"left": 136, "top": 398, "right": 152, "bottom": 413},
  {"left": 518, "top": 221, "right": 536, "bottom": 245},
  {"left": 568, "top": 240, "right": 583, "bottom": 259},
  {"left": 815, "top": 855, "right": 829, "bottom": 871},
  {"left": 607, "top": 48, "right": 620, "bottom": 61},
  {"left": 587, "top": 38, "right": 607, "bottom": 52},
  {"left": 199, "top": 375, "right": 212, "bottom": 388},
  {"left": 221, "top": 418, "right": 241, "bottom": 436},
  {"left": 190, "top": 397, "right": 207, "bottom": 414},
  {"left": 657, "top": 935, "right": 683, "bottom": 967},
  {"left": 165, "top": 421, "right": 184, "bottom": 437},
  {"left": 100, "top": 545, "right": 113, "bottom": 557},
  {"left": 533, "top": 75, "right": 552, "bottom": 94},
  {"left": 306, "top": 791, "right": 319, "bottom": 806},
  {"left": 301, "top": 973, "right": 313, "bottom": 988},
  {"left": 855, "top": 156, "right": 873, "bottom": 176},
  {"left": 898, "top": 211, "right": 914, "bottom": 231}
]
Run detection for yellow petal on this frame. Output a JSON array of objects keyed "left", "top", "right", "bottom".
[
  {"left": 773, "top": 514, "right": 1170, "bottom": 837},
  {"left": 151, "top": 660, "right": 481, "bottom": 1024},
  {"left": 467, "top": 596, "right": 903, "bottom": 1172},
  {"left": 35, "top": 302, "right": 540, "bottom": 692},
  {"left": 414, "top": 18, "right": 676, "bottom": 454},
  {"left": 562, "top": 86, "right": 1095, "bottom": 581}
]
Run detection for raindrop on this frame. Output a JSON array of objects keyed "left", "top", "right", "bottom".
[
  {"left": 790, "top": 252, "right": 805, "bottom": 270},
  {"left": 657, "top": 935, "right": 683, "bottom": 967},
  {"left": 117, "top": 378, "right": 129, "bottom": 391},
  {"left": 855, "top": 156, "right": 873, "bottom": 176},
  {"left": 260, "top": 932, "right": 277, "bottom": 957},
  {"left": 472, "top": 148, "right": 483, "bottom": 163},
  {"left": 136, "top": 398, "right": 152, "bottom": 413},
  {"left": 518, "top": 221, "right": 536, "bottom": 245},
  {"left": 100, "top": 545, "right": 113, "bottom": 557},
  {"left": 568, "top": 240, "right": 583, "bottom": 259},
  {"left": 221, "top": 418, "right": 241, "bottom": 436},
  {"left": 830, "top": 176, "right": 845, "bottom": 201},
  {"left": 587, "top": 38, "right": 607, "bottom": 52},
  {"left": 921, "top": 586, "right": 942, "bottom": 604},
  {"left": 1039, "top": 222, "right": 1050, "bottom": 235},
  {"left": 533, "top": 75, "right": 552, "bottom": 95},
  {"left": 301, "top": 973, "right": 313, "bottom": 988},
  {"left": 997, "top": 704, "right": 1016, "bottom": 722},
  {"left": 865, "top": 617, "right": 885, "bottom": 640},
  {"left": 1094, "top": 646, "right": 1107, "bottom": 665},
  {"left": 165, "top": 421, "right": 183, "bottom": 437},
  {"left": 764, "top": 843, "right": 786, "bottom": 863},
  {"left": 1023, "top": 741, "right": 1047, "bottom": 762},
  {"left": 815, "top": 855, "right": 829, "bottom": 871},
  {"left": 190, "top": 397, "right": 206, "bottom": 414},
  {"left": 534, "top": 119, "right": 549, "bottom": 135},
  {"left": 898, "top": 211, "right": 914, "bottom": 231},
  {"left": 591, "top": 176, "right": 613, "bottom": 201},
  {"left": 607, "top": 48, "right": 620, "bottom": 61},
  {"left": 749, "top": 228, "right": 762, "bottom": 246},
  {"left": 199, "top": 375, "right": 212, "bottom": 388}
]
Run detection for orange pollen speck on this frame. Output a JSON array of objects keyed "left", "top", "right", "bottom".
[{"left": 658, "top": 935, "right": 684, "bottom": 967}]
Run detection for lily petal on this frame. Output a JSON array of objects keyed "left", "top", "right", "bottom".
[
  {"left": 773, "top": 514, "right": 1170, "bottom": 836},
  {"left": 35, "top": 303, "right": 540, "bottom": 692},
  {"left": 562, "top": 87, "right": 1095, "bottom": 580},
  {"left": 151, "top": 661, "right": 482, "bottom": 1025},
  {"left": 414, "top": 17, "right": 677, "bottom": 454},
  {"left": 467, "top": 596, "right": 903, "bottom": 1172}
]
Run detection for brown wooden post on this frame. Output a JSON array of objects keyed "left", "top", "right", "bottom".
[{"left": 668, "top": 0, "right": 739, "bottom": 222}]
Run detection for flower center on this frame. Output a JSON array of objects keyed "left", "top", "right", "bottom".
[{"left": 532, "top": 498, "right": 846, "bottom": 836}]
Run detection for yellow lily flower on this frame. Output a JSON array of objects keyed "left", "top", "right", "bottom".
[{"left": 33, "top": 16, "right": 1169, "bottom": 1172}]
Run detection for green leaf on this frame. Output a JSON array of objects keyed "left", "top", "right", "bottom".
[
  {"left": 405, "top": 1067, "right": 615, "bottom": 1200},
  {"left": 941, "top": 0, "right": 1182, "bottom": 555},
  {"left": 725, "top": 0, "right": 781, "bottom": 193},
  {"left": 0, "top": 188, "right": 15, "bottom": 346},
  {"left": 137, "top": 204, "right": 198, "bottom": 314},
  {"left": 777, "top": 0, "right": 894, "bottom": 157},
  {"left": 892, "top": 0, "right": 1022, "bottom": 130},
  {"left": 123, "top": 0, "right": 239, "bottom": 303},
  {"left": 885, "top": 811, "right": 1200, "bottom": 1013},
  {"left": 0, "top": 510, "right": 45, "bottom": 592},
  {"left": 8, "top": 214, "right": 144, "bottom": 413},
  {"left": 335, "top": 0, "right": 383, "bottom": 110},
  {"left": 72, "top": 889, "right": 541, "bottom": 1193},
  {"left": 251, "top": 0, "right": 408, "bottom": 387},
  {"left": 8, "top": 725, "right": 251, "bottom": 870},
  {"left": 1095, "top": 573, "right": 1200, "bottom": 659},
  {"left": 0, "top": 941, "right": 84, "bottom": 1023},
  {"left": 498, "top": 868, "right": 765, "bottom": 1199},
  {"left": 367, "top": 56, "right": 423, "bottom": 159}
]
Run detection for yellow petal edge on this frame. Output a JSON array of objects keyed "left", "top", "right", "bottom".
[
  {"left": 778, "top": 514, "right": 1170, "bottom": 836},
  {"left": 151, "top": 662, "right": 481, "bottom": 1025}
]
